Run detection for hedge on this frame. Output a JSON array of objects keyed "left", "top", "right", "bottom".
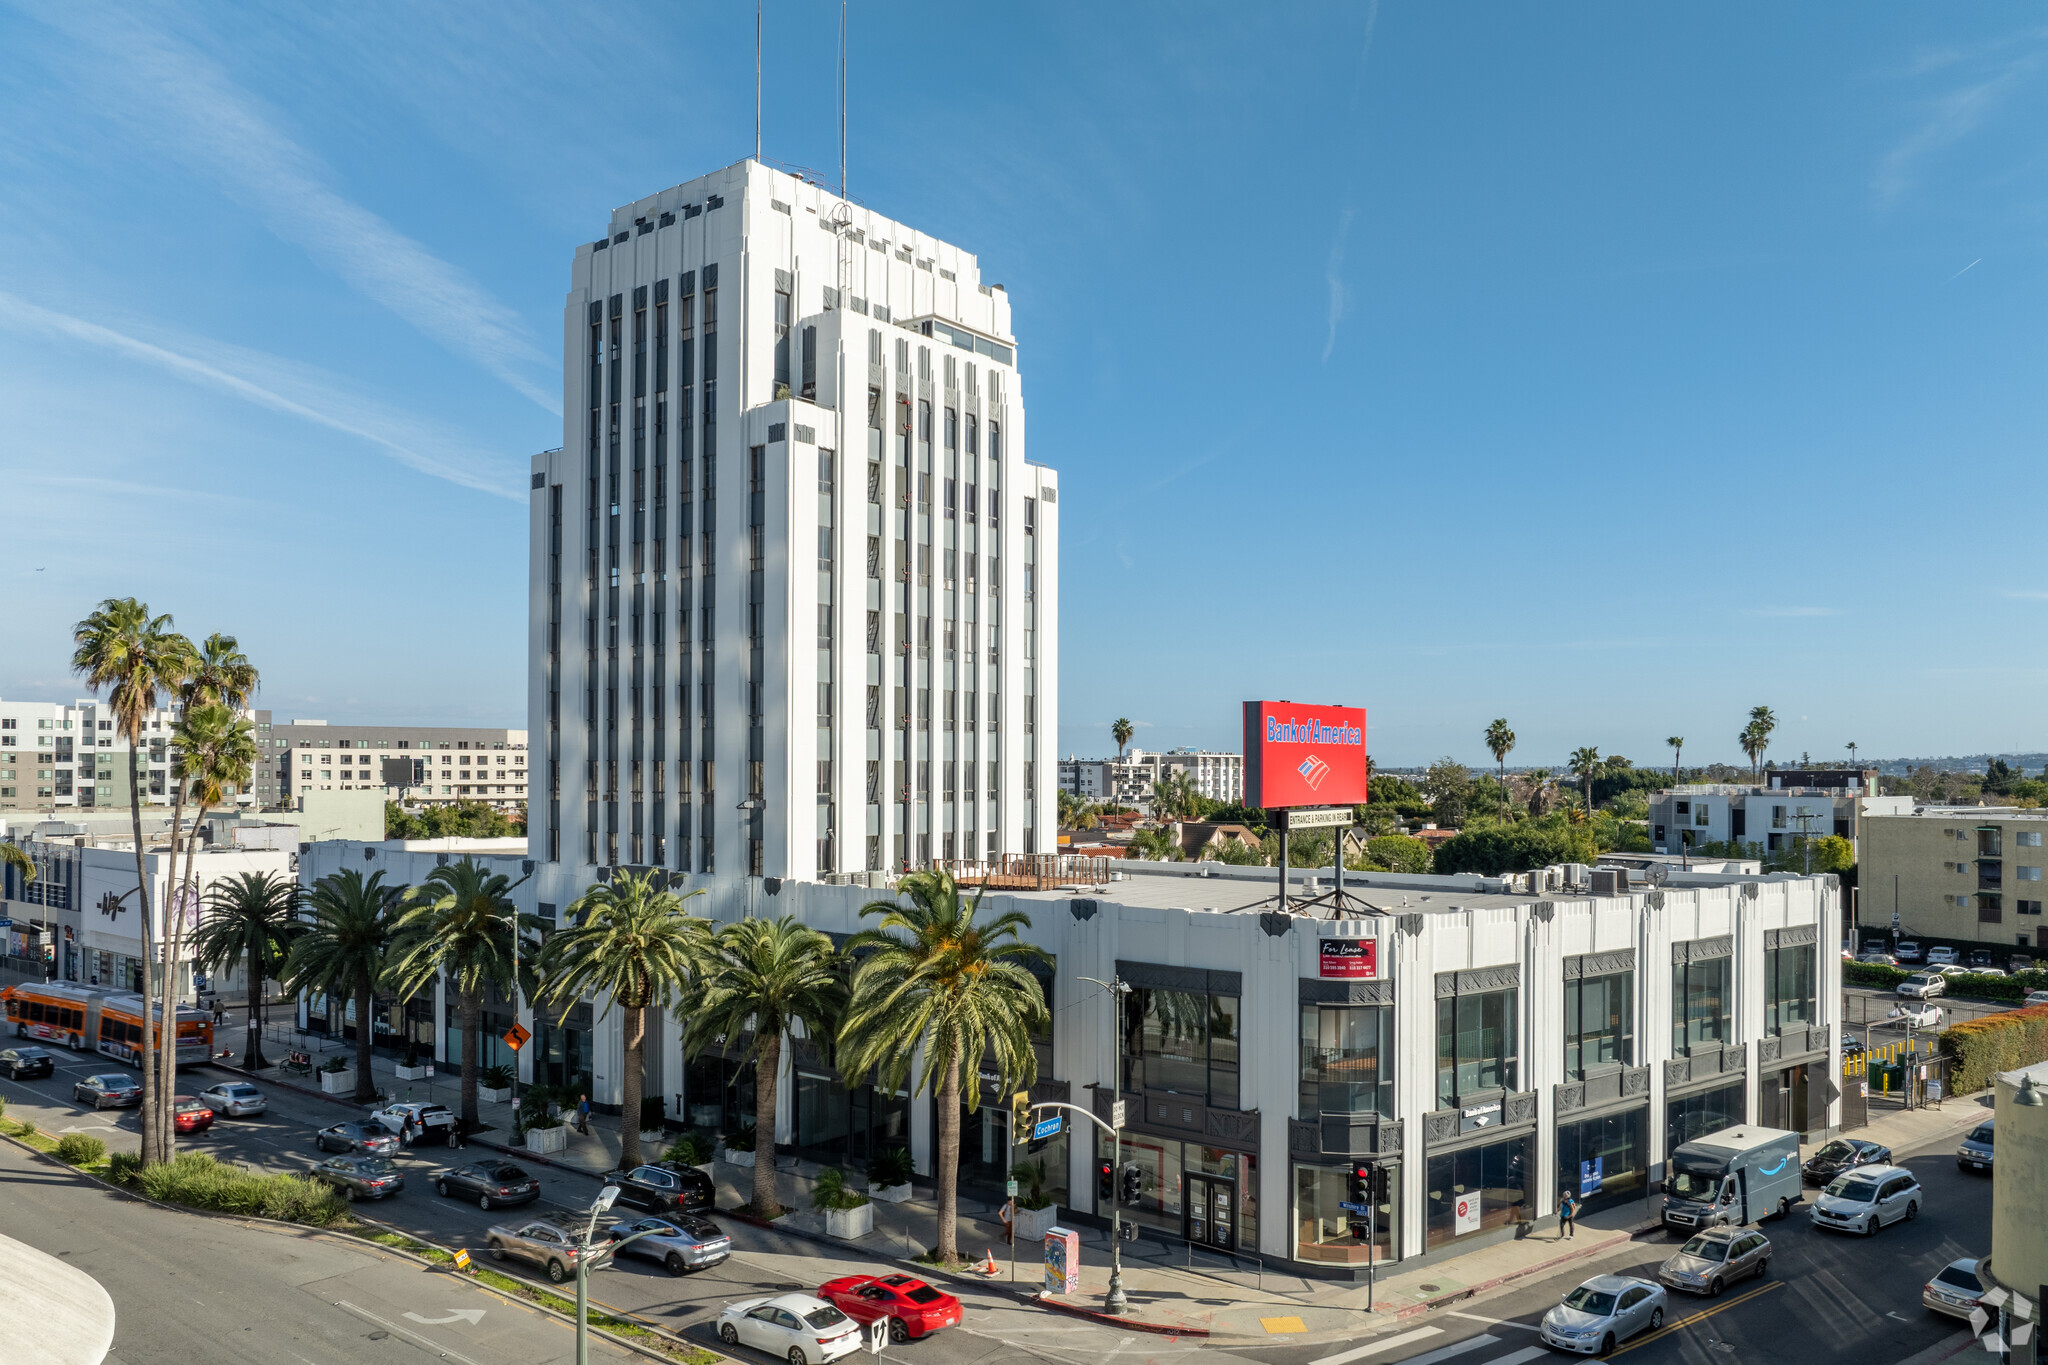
[
  {"left": 1939, "top": 1004, "right": 2048, "bottom": 1093},
  {"left": 1843, "top": 961, "right": 2048, "bottom": 1002},
  {"left": 55, "top": 1134, "right": 106, "bottom": 1167},
  {"left": 127, "top": 1151, "right": 352, "bottom": 1226}
]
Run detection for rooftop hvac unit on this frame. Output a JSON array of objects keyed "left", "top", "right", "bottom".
[{"left": 1589, "top": 868, "right": 1625, "bottom": 897}]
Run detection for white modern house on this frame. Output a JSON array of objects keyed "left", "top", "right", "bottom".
[{"left": 529, "top": 159, "right": 1056, "bottom": 892}]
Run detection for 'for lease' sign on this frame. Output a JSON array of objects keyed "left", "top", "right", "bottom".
[{"left": 1318, "top": 938, "right": 1377, "bottom": 979}]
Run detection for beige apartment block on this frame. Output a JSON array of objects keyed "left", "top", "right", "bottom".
[{"left": 1859, "top": 807, "right": 2048, "bottom": 952}]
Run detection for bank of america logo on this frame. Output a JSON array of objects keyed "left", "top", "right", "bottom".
[{"left": 1298, "top": 754, "right": 1331, "bottom": 790}]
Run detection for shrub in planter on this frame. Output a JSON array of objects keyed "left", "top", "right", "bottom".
[
  {"left": 57, "top": 1134, "right": 106, "bottom": 1167},
  {"left": 663, "top": 1132, "right": 715, "bottom": 1168},
  {"left": 401, "top": 1040, "right": 421, "bottom": 1068},
  {"left": 480, "top": 1064, "right": 515, "bottom": 1090},
  {"left": 868, "top": 1147, "right": 913, "bottom": 1188},
  {"left": 722, "top": 1127, "right": 756, "bottom": 1153},
  {"left": 318, "top": 1056, "right": 349, "bottom": 1074},
  {"left": 1940, "top": 1005, "right": 2048, "bottom": 1093},
  {"left": 1010, "top": 1157, "right": 1054, "bottom": 1212},
  {"left": 811, "top": 1166, "right": 871, "bottom": 1212}
]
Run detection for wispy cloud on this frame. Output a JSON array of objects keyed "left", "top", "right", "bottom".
[
  {"left": 1322, "top": 206, "right": 1356, "bottom": 364},
  {"left": 2005, "top": 590, "right": 2048, "bottom": 601},
  {"left": 1743, "top": 606, "right": 1840, "bottom": 618},
  {"left": 16, "top": 4, "right": 557, "bottom": 413},
  {"left": 1873, "top": 41, "right": 2042, "bottom": 207},
  {"left": 1947, "top": 257, "right": 1983, "bottom": 281},
  {"left": 0, "top": 291, "right": 523, "bottom": 500}
]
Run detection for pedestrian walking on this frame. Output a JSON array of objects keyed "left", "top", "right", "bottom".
[
  {"left": 1559, "top": 1188, "right": 1580, "bottom": 1239},
  {"left": 998, "top": 1197, "right": 1016, "bottom": 1247},
  {"left": 212, "top": 1000, "right": 224, "bottom": 1028},
  {"left": 576, "top": 1093, "right": 592, "bottom": 1136},
  {"left": 448, "top": 1114, "right": 467, "bottom": 1149}
]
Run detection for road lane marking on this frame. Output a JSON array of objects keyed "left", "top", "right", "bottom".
[
  {"left": 1398, "top": 1336, "right": 1497, "bottom": 1365},
  {"left": 1609, "top": 1280, "right": 1782, "bottom": 1357},
  {"left": 1309, "top": 1326, "right": 1442, "bottom": 1365},
  {"left": 1447, "top": 1312, "right": 1540, "bottom": 1332},
  {"left": 335, "top": 1300, "right": 486, "bottom": 1365},
  {"left": 1488, "top": 1349, "right": 1550, "bottom": 1365},
  {"left": 404, "top": 1308, "right": 487, "bottom": 1326}
]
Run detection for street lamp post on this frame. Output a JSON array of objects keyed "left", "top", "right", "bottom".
[
  {"left": 571, "top": 1183, "right": 669, "bottom": 1365},
  {"left": 1077, "top": 975, "right": 1132, "bottom": 1315}
]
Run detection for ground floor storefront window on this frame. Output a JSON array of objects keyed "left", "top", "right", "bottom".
[
  {"left": 684, "top": 1055, "right": 756, "bottom": 1138},
  {"left": 1097, "top": 1133, "right": 1252, "bottom": 1252},
  {"left": 1666, "top": 1080, "right": 1746, "bottom": 1154},
  {"left": 951, "top": 1098, "right": 1071, "bottom": 1208},
  {"left": 1294, "top": 1162, "right": 1399, "bottom": 1265},
  {"left": 1425, "top": 1134, "right": 1530, "bottom": 1251},
  {"left": 443, "top": 998, "right": 515, "bottom": 1077},
  {"left": 798, "top": 1071, "right": 911, "bottom": 1170},
  {"left": 1555, "top": 1107, "right": 1648, "bottom": 1213},
  {"left": 535, "top": 1001, "right": 592, "bottom": 1093}
]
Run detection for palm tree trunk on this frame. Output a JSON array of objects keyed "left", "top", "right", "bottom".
[
  {"left": 160, "top": 799, "right": 211, "bottom": 1158},
  {"left": 243, "top": 938, "right": 267, "bottom": 1071},
  {"left": 935, "top": 1049, "right": 962, "bottom": 1264},
  {"left": 458, "top": 989, "right": 482, "bottom": 1129},
  {"left": 155, "top": 779, "right": 188, "bottom": 1159},
  {"left": 752, "top": 1032, "right": 781, "bottom": 1218},
  {"left": 124, "top": 759, "right": 164, "bottom": 1166},
  {"left": 353, "top": 972, "right": 377, "bottom": 1104},
  {"left": 620, "top": 1002, "right": 646, "bottom": 1172}
]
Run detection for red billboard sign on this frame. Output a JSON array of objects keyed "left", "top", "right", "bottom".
[
  {"left": 1243, "top": 701, "right": 1369, "bottom": 809},
  {"left": 1319, "top": 938, "right": 1377, "bottom": 979}
]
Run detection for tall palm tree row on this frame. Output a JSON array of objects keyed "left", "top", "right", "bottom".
[
  {"left": 1568, "top": 746, "right": 1602, "bottom": 817},
  {"left": 1111, "top": 717, "right": 1134, "bottom": 760},
  {"left": 71, "top": 598, "right": 190, "bottom": 1166},
  {"left": 289, "top": 869, "right": 405, "bottom": 1104},
  {"left": 538, "top": 871, "right": 707, "bottom": 1170},
  {"left": 386, "top": 860, "right": 533, "bottom": 1129},
  {"left": 840, "top": 871, "right": 1050, "bottom": 1265},
  {"left": 675, "top": 915, "right": 844, "bottom": 1219},
  {"left": 1741, "top": 705, "right": 1777, "bottom": 780},
  {"left": 190, "top": 872, "right": 301, "bottom": 1070}
]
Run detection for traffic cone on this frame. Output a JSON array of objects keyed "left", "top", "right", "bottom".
[{"left": 982, "top": 1249, "right": 999, "bottom": 1276}]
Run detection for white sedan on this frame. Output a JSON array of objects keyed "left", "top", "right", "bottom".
[
  {"left": 717, "top": 1293, "right": 863, "bottom": 1365},
  {"left": 1888, "top": 1002, "right": 1945, "bottom": 1029}
]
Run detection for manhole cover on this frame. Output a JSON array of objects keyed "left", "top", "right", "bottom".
[{"left": 1418, "top": 1284, "right": 1441, "bottom": 1293}]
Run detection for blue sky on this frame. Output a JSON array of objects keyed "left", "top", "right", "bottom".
[{"left": 3, "top": 4, "right": 2046, "bottom": 769}]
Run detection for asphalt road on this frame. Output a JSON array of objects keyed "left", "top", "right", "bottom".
[
  {"left": 0, "top": 1135, "right": 635, "bottom": 1365},
  {"left": 0, "top": 1044, "right": 1992, "bottom": 1365}
]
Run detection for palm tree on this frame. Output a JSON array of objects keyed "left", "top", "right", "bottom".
[
  {"left": 1847, "top": 741, "right": 1859, "bottom": 770},
  {"left": 72, "top": 598, "right": 190, "bottom": 1166},
  {"left": 191, "top": 872, "right": 300, "bottom": 1069},
  {"left": 840, "top": 871, "right": 1050, "bottom": 1265},
  {"left": 159, "top": 701, "right": 257, "bottom": 1138},
  {"left": 539, "top": 871, "right": 708, "bottom": 1170},
  {"left": 675, "top": 916, "right": 844, "bottom": 1219},
  {"left": 1129, "top": 825, "right": 1185, "bottom": 861},
  {"left": 1484, "top": 720, "right": 1516, "bottom": 817},
  {"left": 1666, "top": 736, "right": 1685, "bottom": 785},
  {"left": 1740, "top": 706, "right": 1777, "bottom": 780},
  {"left": 386, "top": 859, "right": 533, "bottom": 1129},
  {"left": 286, "top": 869, "right": 405, "bottom": 1104},
  {"left": 1111, "top": 718, "right": 1134, "bottom": 760},
  {"left": 1569, "top": 746, "right": 1601, "bottom": 815},
  {"left": 0, "top": 843, "right": 32, "bottom": 890}
]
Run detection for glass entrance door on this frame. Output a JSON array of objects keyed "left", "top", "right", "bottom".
[{"left": 1185, "top": 1175, "right": 1236, "bottom": 1250}]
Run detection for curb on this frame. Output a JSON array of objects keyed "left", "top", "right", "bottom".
[{"left": 0, "top": 1128, "right": 717, "bottom": 1365}]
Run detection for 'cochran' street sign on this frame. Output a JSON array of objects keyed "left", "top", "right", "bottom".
[
  {"left": 1243, "top": 701, "right": 1369, "bottom": 810},
  {"left": 1319, "top": 938, "right": 1377, "bottom": 980},
  {"left": 1031, "top": 1116, "right": 1064, "bottom": 1141}
]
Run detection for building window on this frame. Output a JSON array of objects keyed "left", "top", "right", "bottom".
[
  {"left": 1671, "top": 955, "right": 1732, "bottom": 1055},
  {"left": 1425, "top": 1135, "right": 1529, "bottom": 1250},
  {"left": 1563, "top": 971, "right": 1633, "bottom": 1080},
  {"left": 1764, "top": 945, "right": 1815, "bottom": 1036},
  {"left": 1980, "top": 827, "right": 2004, "bottom": 857},
  {"left": 1124, "top": 986, "right": 1240, "bottom": 1109},
  {"left": 1435, "top": 984, "right": 1517, "bottom": 1109},
  {"left": 1295, "top": 1162, "right": 1397, "bottom": 1265},
  {"left": 1666, "top": 1078, "right": 1745, "bottom": 1152},
  {"left": 1980, "top": 894, "right": 2004, "bottom": 923},
  {"left": 1299, "top": 1004, "right": 1393, "bottom": 1119},
  {"left": 1556, "top": 1107, "right": 1648, "bottom": 1214}
]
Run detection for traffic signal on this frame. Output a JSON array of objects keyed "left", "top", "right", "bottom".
[
  {"left": 1349, "top": 1164, "right": 1372, "bottom": 1204},
  {"left": 1011, "top": 1090, "right": 1032, "bottom": 1129},
  {"left": 1119, "top": 1163, "right": 1143, "bottom": 1204},
  {"left": 1097, "top": 1160, "right": 1115, "bottom": 1202}
]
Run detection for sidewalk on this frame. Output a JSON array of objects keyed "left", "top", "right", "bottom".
[{"left": 226, "top": 1019, "right": 1995, "bottom": 1343}]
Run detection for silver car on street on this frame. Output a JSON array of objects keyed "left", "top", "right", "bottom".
[
  {"left": 486, "top": 1212, "right": 590, "bottom": 1284},
  {"left": 1658, "top": 1226, "right": 1770, "bottom": 1296},
  {"left": 310, "top": 1155, "right": 405, "bottom": 1201},
  {"left": 1539, "top": 1274, "right": 1667, "bottom": 1355},
  {"left": 606, "top": 1214, "right": 732, "bottom": 1276},
  {"left": 196, "top": 1082, "right": 267, "bottom": 1117}
]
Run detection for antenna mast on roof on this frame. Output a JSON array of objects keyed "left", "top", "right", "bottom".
[
  {"left": 835, "top": 0, "right": 843, "bottom": 197},
  {"left": 754, "top": 0, "right": 763, "bottom": 163}
]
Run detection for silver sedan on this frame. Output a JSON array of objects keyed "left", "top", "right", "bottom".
[
  {"left": 310, "top": 1156, "right": 405, "bottom": 1201},
  {"left": 607, "top": 1215, "right": 732, "bottom": 1276},
  {"left": 196, "top": 1082, "right": 268, "bottom": 1117},
  {"left": 1659, "top": 1227, "right": 1770, "bottom": 1296},
  {"left": 1539, "top": 1274, "right": 1667, "bottom": 1355}
]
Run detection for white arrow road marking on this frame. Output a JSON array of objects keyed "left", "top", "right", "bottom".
[
  {"left": 335, "top": 1301, "right": 485, "bottom": 1365},
  {"left": 60, "top": 1125, "right": 119, "bottom": 1134},
  {"left": 404, "top": 1308, "right": 487, "bottom": 1326}
]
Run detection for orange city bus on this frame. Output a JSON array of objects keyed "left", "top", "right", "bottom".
[{"left": 2, "top": 981, "right": 214, "bottom": 1067}]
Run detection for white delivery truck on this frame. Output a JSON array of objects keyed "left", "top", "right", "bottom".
[{"left": 1661, "top": 1125, "right": 1803, "bottom": 1231}]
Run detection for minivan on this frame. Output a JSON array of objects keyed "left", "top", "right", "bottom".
[{"left": 1810, "top": 1165, "right": 1922, "bottom": 1235}]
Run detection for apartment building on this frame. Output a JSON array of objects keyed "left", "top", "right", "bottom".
[
  {"left": 1647, "top": 771, "right": 1906, "bottom": 859},
  {"left": 0, "top": 697, "right": 184, "bottom": 814},
  {"left": 1059, "top": 749, "right": 1245, "bottom": 809},
  {"left": 263, "top": 715, "right": 529, "bottom": 811},
  {"left": 528, "top": 159, "right": 1056, "bottom": 891},
  {"left": 1860, "top": 806, "right": 2048, "bottom": 953}
]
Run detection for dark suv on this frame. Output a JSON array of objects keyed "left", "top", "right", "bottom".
[{"left": 612, "top": 1162, "right": 717, "bottom": 1214}]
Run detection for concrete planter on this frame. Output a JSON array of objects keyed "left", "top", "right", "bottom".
[
  {"left": 478, "top": 1085, "right": 512, "bottom": 1104},
  {"left": 526, "top": 1124, "right": 569, "bottom": 1154},
  {"left": 868, "top": 1183, "right": 913, "bottom": 1204},
  {"left": 639, "top": 1130, "right": 666, "bottom": 1148},
  {"left": 825, "top": 1203, "right": 874, "bottom": 1239},
  {"left": 317, "top": 1068, "right": 356, "bottom": 1095},
  {"left": 395, "top": 1064, "right": 430, "bottom": 1081},
  {"left": 1014, "top": 1204, "right": 1059, "bottom": 1243},
  {"left": 722, "top": 1148, "right": 756, "bottom": 1168}
]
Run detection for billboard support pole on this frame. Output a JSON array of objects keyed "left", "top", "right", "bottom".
[{"left": 1277, "top": 813, "right": 1290, "bottom": 913}]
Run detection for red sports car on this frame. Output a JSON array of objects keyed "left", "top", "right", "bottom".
[
  {"left": 171, "top": 1096, "right": 216, "bottom": 1135},
  {"left": 817, "top": 1274, "right": 962, "bottom": 1341}
]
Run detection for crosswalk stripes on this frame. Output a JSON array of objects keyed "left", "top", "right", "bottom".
[
  {"left": 1307, "top": 1326, "right": 1442, "bottom": 1365},
  {"left": 1394, "top": 1335, "right": 1499, "bottom": 1365},
  {"left": 1486, "top": 1349, "right": 1551, "bottom": 1365}
]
